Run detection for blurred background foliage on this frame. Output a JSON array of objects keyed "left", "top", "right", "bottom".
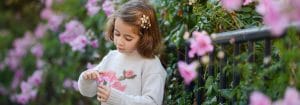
[{"left": 0, "top": 0, "right": 299, "bottom": 105}]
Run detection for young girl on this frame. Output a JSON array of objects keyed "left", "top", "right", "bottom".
[{"left": 78, "top": 0, "right": 167, "bottom": 105}]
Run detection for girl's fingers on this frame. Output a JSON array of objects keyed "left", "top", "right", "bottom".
[
  {"left": 97, "top": 96, "right": 106, "bottom": 102},
  {"left": 98, "top": 85, "right": 111, "bottom": 100},
  {"left": 83, "top": 73, "right": 88, "bottom": 79},
  {"left": 87, "top": 72, "right": 92, "bottom": 79},
  {"left": 98, "top": 86, "right": 109, "bottom": 95},
  {"left": 92, "top": 73, "right": 96, "bottom": 79},
  {"left": 97, "top": 92, "right": 108, "bottom": 100}
]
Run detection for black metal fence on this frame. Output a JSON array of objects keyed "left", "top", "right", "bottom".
[{"left": 173, "top": 23, "right": 300, "bottom": 105}]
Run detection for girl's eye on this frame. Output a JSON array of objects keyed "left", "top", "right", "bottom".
[
  {"left": 114, "top": 33, "right": 120, "bottom": 36},
  {"left": 125, "top": 38, "right": 133, "bottom": 41}
]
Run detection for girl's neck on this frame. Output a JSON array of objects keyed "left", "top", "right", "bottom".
[{"left": 118, "top": 50, "right": 141, "bottom": 58}]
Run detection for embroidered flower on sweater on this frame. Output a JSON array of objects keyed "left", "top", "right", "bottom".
[
  {"left": 119, "top": 70, "right": 137, "bottom": 81},
  {"left": 96, "top": 70, "right": 136, "bottom": 92}
]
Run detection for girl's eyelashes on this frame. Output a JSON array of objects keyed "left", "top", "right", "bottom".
[
  {"left": 125, "top": 37, "right": 132, "bottom": 41},
  {"left": 114, "top": 33, "right": 120, "bottom": 36}
]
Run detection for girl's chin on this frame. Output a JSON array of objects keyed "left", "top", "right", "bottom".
[{"left": 117, "top": 49, "right": 133, "bottom": 54}]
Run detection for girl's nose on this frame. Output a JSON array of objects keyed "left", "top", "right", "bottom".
[{"left": 117, "top": 37, "right": 125, "bottom": 46}]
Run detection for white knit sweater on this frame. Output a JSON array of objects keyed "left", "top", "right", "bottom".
[{"left": 78, "top": 50, "right": 167, "bottom": 105}]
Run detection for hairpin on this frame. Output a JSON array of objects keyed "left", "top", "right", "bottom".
[{"left": 140, "top": 15, "right": 151, "bottom": 29}]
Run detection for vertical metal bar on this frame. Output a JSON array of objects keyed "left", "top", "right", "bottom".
[
  {"left": 184, "top": 41, "right": 195, "bottom": 104},
  {"left": 232, "top": 43, "right": 241, "bottom": 105},
  {"left": 208, "top": 52, "right": 214, "bottom": 76},
  {"left": 219, "top": 45, "right": 227, "bottom": 103},
  {"left": 233, "top": 43, "right": 240, "bottom": 86},
  {"left": 197, "top": 56, "right": 205, "bottom": 105},
  {"left": 248, "top": 41, "right": 255, "bottom": 63},
  {"left": 264, "top": 38, "right": 271, "bottom": 67}
]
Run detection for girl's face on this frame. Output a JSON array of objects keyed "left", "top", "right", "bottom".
[{"left": 113, "top": 18, "right": 140, "bottom": 54}]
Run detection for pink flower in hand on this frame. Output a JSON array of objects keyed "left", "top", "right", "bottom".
[
  {"left": 249, "top": 91, "right": 271, "bottom": 105},
  {"left": 177, "top": 61, "right": 198, "bottom": 85},
  {"left": 97, "top": 71, "right": 127, "bottom": 92},
  {"left": 189, "top": 31, "right": 214, "bottom": 58}
]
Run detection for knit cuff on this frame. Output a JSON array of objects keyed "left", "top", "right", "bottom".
[{"left": 107, "top": 88, "right": 123, "bottom": 104}]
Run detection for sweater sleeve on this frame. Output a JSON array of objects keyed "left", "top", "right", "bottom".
[
  {"left": 78, "top": 73, "right": 97, "bottom": 97},
  {"left": 78, "top": 51, "right": 113, "bottom": 97},
  {"left": 106, "top": 57, "right": 167, "bottom": 105}
]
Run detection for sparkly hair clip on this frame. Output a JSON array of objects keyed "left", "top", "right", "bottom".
[{"left": 140, "top": 15, "right": 151, "bottom": 29}]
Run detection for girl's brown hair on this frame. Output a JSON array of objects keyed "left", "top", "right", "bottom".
[{"left": 105, "top": 0, "right": 162, "bottom": 58}]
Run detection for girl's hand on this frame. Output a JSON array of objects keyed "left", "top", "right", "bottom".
[
  {"left": 83, "top": 70, "right": 99, "bottom": 80},
  {"left": 97, "top": 84, "right": 111, "bottom": 102}
]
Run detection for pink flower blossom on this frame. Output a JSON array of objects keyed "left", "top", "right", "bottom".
[
  {"left": 27, "top": 70, "right": 43, "bottom": 87},
  {"left": 90, "top": 39, "right": 99, "bottom": 48},
  {"left": 63, "top": 79, "right": 73, "bottom": 88},
  {"left": 11, "top": 69, "right": 24, "bottom": 89},
  {"left": 20, "top": 81, "right": 33, "bottom": 94},
  {"left": 221, "top": 0, "right": 243, "bottom": 12},
  {"left": 69, "top": 35, "right": 89, "bottom": 52},
  {"left": 59, "top": 20, "right": 86, "bottom": 43},
  {"left": 5, "top": 53, "right": 21, "bottom": 70},
  {"left": 249, "top": 91, "right": 271, "bottom": 105},
  {"left": 36, "top": 59, "right": 45, "bottom": 69},
  {"left": 85, "top": 0, "right": 101, "bottom": 16},
  {"left": 188, "top": 31, "right": 214, "bottom": 58},
  {"left": 63, "top": 79, "right": 79, "bottom": 91},
  {"left": 34, "top": 24, "right": 48, "bottom": 39},
  {"left": 72, "top": 81, "right": 79, "bottom": 91},
  {"left": 286, "top": 0, "right": 300, "bottom": 21},
  {"left": 86, "top": 62, "right": 96, "bottom": 69},
  {"left": 45, "top": 0, "right": 53, "bottom": 8},
  {"left": 177, "top": 61, "right": 198, "bottom": 85},
  {"left": 40, "top": 8, "right": 54, "bottom": 20},
  {"left": 15, "top": 82, "right": 37, "bottom": 104},
  {"left": 283, "top": 87, "right": 300, "bottom": 105},
  {"left": 256, "top": 0, "right": 288, "bottom": 36},
  {"left": 102, "top": 0, "right": 114, "bottom": 16},
  {"left": 15, "top": 93, "right": 30, "bottom": 105},
  {"left": 31, "top": 43, "right": 44, "bottom": 58},
  {"left": 243, "top": 0, "right": 254, "bottom": 5},
  {"left": 47, "top": 14, "right": 64, "bottom": 32}
]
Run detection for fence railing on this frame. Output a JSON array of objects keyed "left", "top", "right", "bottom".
[{"left": 171, "top": 23, "right": 300, "bottom": 105}]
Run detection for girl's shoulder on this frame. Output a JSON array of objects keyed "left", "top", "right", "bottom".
[{"left": 142, "top": 56, "right": 167, "bottom": 77}]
